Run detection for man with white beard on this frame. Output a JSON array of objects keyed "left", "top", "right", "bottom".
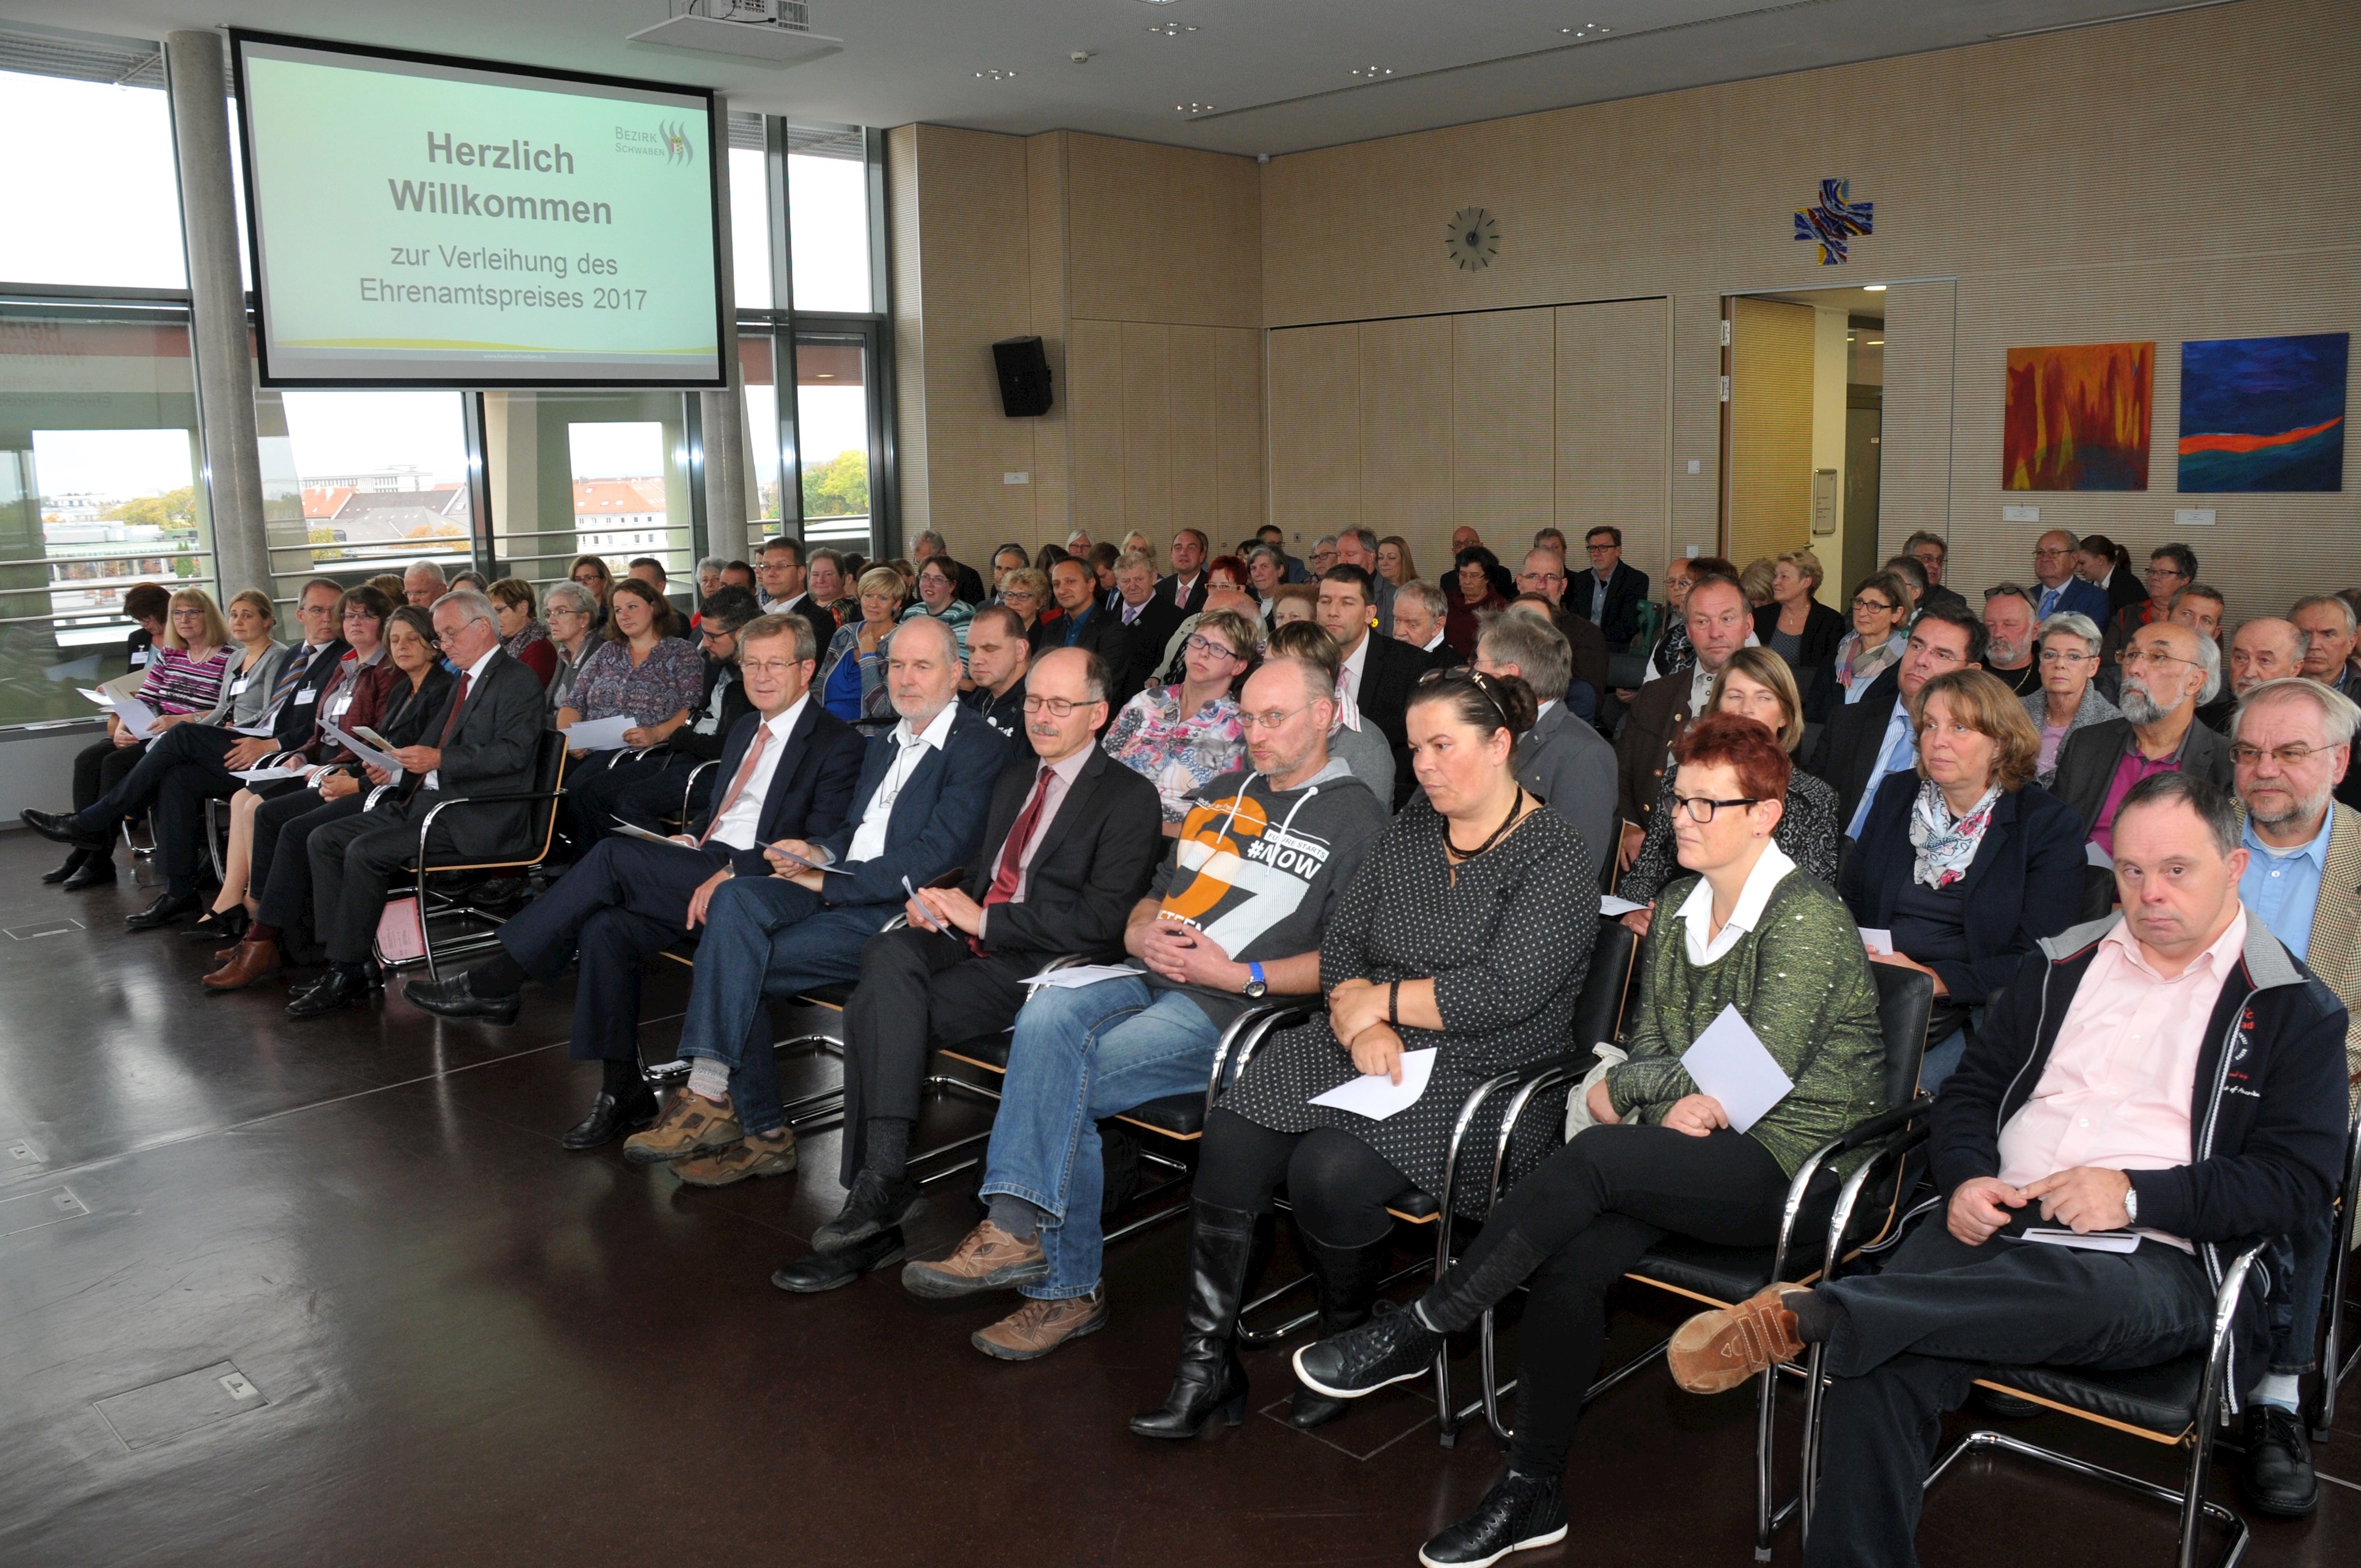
[{"left": 1978, "top": 585, "right": 2042, "bottom": 697}]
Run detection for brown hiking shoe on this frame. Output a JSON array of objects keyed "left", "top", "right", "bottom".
[
  {"left": 622, "top": 1090, "right": 741, "bottom": 1166},
  {"left": 673, "top": 1129, "right": 797, "bottom": 1188},
  {"left": 1668, "top": 1283, "right": 1808, "bottom": 1394},
  {"left": 972, "top": 1289, "right": 1109, "bottom": 1361},
  {"left": 901, "top": 1221, "right": 1050, "bottom": 1299}
]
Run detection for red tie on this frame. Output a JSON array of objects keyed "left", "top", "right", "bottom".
[
  {"left": 971, "top": 766, "right": 1054, "bottom": 955},
  {"left": 699, "top": 725, "right": 771, "bottom": 846},
  {"left": 436, "top": 672, "right": 474, "bottom": 748}
]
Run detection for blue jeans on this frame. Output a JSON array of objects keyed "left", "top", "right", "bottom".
[
  {"left": 1918, "top": 1006, "right": 1985, "bottom": 1095},
  {"left": 978, "top": 976, "right": 1222, "bottom": 1301},
  {"left": 676, "top": 875, "right": 899, "bottom": 1137},
  {"left": 2268, "top": 1207, "right": 2335, "bottom": 1378}
]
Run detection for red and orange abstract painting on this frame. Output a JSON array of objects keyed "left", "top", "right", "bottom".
[{"left": 2003, "top": 342, "right": 2155, "bottom": 491}]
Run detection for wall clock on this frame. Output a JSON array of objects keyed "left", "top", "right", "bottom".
[{"left": 1446, "top": 206, "right": 1500, "bottom": 270}]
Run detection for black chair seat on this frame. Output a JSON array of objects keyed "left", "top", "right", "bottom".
[
  {"left": 1629, "top": 1237, "right": 1781, "bottom": 1304},
  {"left": 1389, "top": 1189, "right": 1439, "bottom": 1220},
  {"left": 1978, "top": 1356, "right": 2204, "bottom": 1439},
  {"left": 798, "top": 981, "right": 857, "bottom": 1009},
  {"left": 944, "top": 1034, "right": 1012, "bottom": 1071},
  {"left": 1117, "top": 1091, "right": 1204, "bottom": 1138}
]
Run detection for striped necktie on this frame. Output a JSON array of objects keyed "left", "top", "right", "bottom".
[{"left": 265, "top": 643, "right": 318, "bottom": 719}]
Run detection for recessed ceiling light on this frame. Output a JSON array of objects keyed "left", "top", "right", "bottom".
[
  {"left": 1866, "top": 338, "right": 1885, "bottom": 346},
  {"left": 975, "top": 67, "right": 1018, "bottom": 80},
  {"left": 1349, "top": 65, "right": 1394, "bottom": 77},
  {"left": 1176, "top": 101, "right": 1216, "bottom": 114},
  {"left": 1862, "top": 284, "right": 1887, "bottom": 291},
  {"left": 1146, "top": 21, "right": 1198, "bottom": 34},
  {"left": 1560, "top": 23, "right": 1612, "bottom": 36}
]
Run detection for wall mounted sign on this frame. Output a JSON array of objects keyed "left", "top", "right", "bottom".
[
  {"left": 1794, "top": 178, "right": 1873, "bottom": 265},
  {"left": 1447, "top": 207, "right": 1500, "bottom": 270}
]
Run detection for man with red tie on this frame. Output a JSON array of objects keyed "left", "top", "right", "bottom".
[
  {"left": 770, "top": 646, "right": 1165, "bottom": 1290},
  {"left": 401, "top": 613, "right": 865, "bottom": 1149}
]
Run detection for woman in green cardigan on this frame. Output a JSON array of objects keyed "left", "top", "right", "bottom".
[{"left": 1287, "top": 711, "right": 1888, "bottom": 1568}]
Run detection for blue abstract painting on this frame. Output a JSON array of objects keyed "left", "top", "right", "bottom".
[
  {"left": 2178, "top": 333, "right": 2348, "bottom": 492},
  {"left": 1794, "top": 179, "right": 1873, "bottom": 266}
]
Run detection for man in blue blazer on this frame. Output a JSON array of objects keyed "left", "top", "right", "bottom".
[
  {"left": 2030, "top": 529, "right": 2109, "bottom": 624},
  {"left": 625, "top": 614, "right": 1003, "bottom": 1180},
  {"left": 402, "top": 613, "right": 862, "bottom": 1144}
]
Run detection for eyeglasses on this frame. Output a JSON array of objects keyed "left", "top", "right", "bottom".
[
  {"left": 2037, "top": 648, "right": 2096, "bottom": 665},
  {"left": 1850, "top": 595, "right": 1897, "bottom": 613},
  {"left": 2231, "top": 742, "right": 2336, "bottom": 768},
  {"left": 1585, "top": 544, "right": 1616, "bottom": 555},
  {"left": 740, "top": 658, "right": 809, "bottom": 679},
  {"left": 1239, "top": 704, "right": 1314, "bottom": 733},
  {"left": 1185, "top": 634, "right": 1244, "bottom": 661},
  {"left": 1670, "top": 794, "right": 1764, "bottom": 822},
  {"left": 1002, "top": 589, "right": 1039, "bottom": 604},
  {"left": 1021, "top": 694, "right": 1102, "bottom": 717},
  {"left": 2144, "top": 565, "right": 2190, "bottom": 581},
  {"left": 2034, "top": 546, "right": 2074, "bottom": 560},
  {"left": 2118, "top": 649, "right": 2193, "bottom": 670}
]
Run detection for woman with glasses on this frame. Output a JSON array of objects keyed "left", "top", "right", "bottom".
[
  {"left": 819, "top": 566, "right": 912, "bottom": 722},
  {"left": 2104, "top": 542, "right": 2198, "bottom": 655},
  {"left": 568, "top": 554, "right": 614, "bottom": 627},
  {"left": 995, "top": 567, "right": 1052, "bottom": 653},
  {"left": 1840, "top": 668, "right": 2084, "bottom": 1090},
  {"left": 1287, "top": 712, "right": 1883, "bottom": 1567},
  {"left": 1101, "top": 607, "right": 1258, "bottom": 835},
  {"left": 900, "top": 555, "right": 974, "bottom": 674},
  {"left": 487, "top": 578, "right": 557, "bottom": 688},
  {"left": 1808, "top": 569, "right": 1914, "bottom": 721},
  {"left": 1619, "top": 648, "right": 1840, "bottom": 933},
  {"left": 1133, "top": 666, "right": 1598, "bottom": 1449},
  {"left": 2021, "top": 611, "right": 2118, "bottom": 782},
  {"left": 542, "top": 582, "right": 601, "bottom": 721}
]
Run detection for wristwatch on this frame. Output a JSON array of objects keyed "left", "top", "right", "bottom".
[
  {"left": 2122, "top": 1182, "right": 2139, "bottom": 1225},
  {"left": 1243, "top": 962, "right": 1268, "bottom": 999}
]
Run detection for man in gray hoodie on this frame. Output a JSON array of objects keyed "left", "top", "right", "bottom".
[{"left": 900, "top": 655, "right": 1389, "bottom": 1360}]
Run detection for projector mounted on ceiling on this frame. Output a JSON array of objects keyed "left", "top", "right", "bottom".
[{"left": 628, "top": 0, "right": 843, "bottom": 66}]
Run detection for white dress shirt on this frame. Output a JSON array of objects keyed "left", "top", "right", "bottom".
[
  {"left": 1338, "top": 631, "right": 1372, "bottom": 705},
  {"left": 706, "top": 696, "right": 808, "bottom": 851},
  {"left": 425, "top": 643, "right": 503, "bottom": 791},
  {"left": 1674, "top": 839, "right": 1796, "bottom": 967},
  {"left": 845, "top": 701, "right": 958, "bottom": 864}
]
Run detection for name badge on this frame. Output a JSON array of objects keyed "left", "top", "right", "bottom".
[
  {"left": 295, "top": 687, "right": 319, "bottom": 706},
  {"left": 129, "top": 650, "right": 149, "bottom": 668},
  {"left": 229, "top": 677, "right": 252, "bottom": 696},
  {"left": 328, "top": 693, "right": 353, "bottom": 719}
]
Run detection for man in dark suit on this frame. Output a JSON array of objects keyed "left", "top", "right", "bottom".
[
  {"left": 402, "top": 613, "right": 866, "bottom": 1150},
  {"left": 1476, "top": 612, "right": 1616, "bottom": 870},
  {"left": 1390, "top": 579, "right": 1461, "bottom": 671},
  {"left": 1614, "top": 572, "right": 1753, "bottom": 869},
  {"left": 1334, "top": 529, "right": 1396, "bottom": 636},
  {"left": 620, "top": 613, "right": 1003, "bottom": 1192},
  {"left": 2030, "top": 529, "right": 2109, "bottom": 624},
  {"left": 772, "top": 646, "right": 1166, "bottom": 1288},
  {"left": 755, "top": 536, "right": 839, "bottom": 658},
  {"left": 288, "top": 590, "right": 548, "bottom": 1018},
  {"left": 1157, "top": 527, "right": 1211, "bottom": 615},
  {"left": 1515, "top": 546, "right": 1610, "bottom": 718},
  {"left": 1570, "top": 526, "right": 1651, "bottom": 649},
  {"left": 1107, "top": 549, "right": 1185, "bottom": 697},
  {"left": 1046, "top": 556, "right": 1130, "bottom": 673},
  {"left": 1317, "top": 564, "right": 1425, "bottom": 809},
  {"left": 1809, "top": 600, "right": 1985, "bottom": 837}
]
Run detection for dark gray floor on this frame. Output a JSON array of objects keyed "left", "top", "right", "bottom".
[{"left": 0, "top": 829, "right": 2352, "bottom": 1566}]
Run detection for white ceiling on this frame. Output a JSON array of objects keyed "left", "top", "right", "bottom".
[{"left": 1, "top": 0, "right": 2227, "bottom": 155}]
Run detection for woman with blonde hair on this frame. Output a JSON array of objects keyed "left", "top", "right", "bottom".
[
  {"left": 1753, "top": 547, "right": 1845, "bottom": 673},
  {"left": 820, "top": 564, "right": 914, "bottom": 722},
  {"left": 1376, "top": 536, "right": 1417, "bottom": 587}
]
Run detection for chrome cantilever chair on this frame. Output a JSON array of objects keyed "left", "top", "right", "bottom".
[
  {"left": 2316, "top": 1115, "right": 2359, "bottom": 1436},
  {"left": 369, "top": 730, "right": 572, "bottom": 982}
]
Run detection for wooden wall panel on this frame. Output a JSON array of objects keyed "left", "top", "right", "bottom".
[
  {"left": 1066, "top": 318, "right": 1125, "bottom": 537},
  {"left": 1119, "top": 323, "right": 1174, "bottom": 536},
  {"left": 1555, "top": 297, "right": 1670, "bottom": 580},
  {"left": 1066, "top": 133, "right": 1261, "bottom": 329},
  {"left": 1168, "top": 326, "right": 1220, "bottom": 534},
  {"left": 1357, "top": 316, "right": 1455, "bottom": 557},
  {"left": 1728, "top": 296, "right": 1815, "bottom": 569},
  {"left": 1878, "top": 280, "right": 1956, "bottom": 566},
  {"left": 1453, "top": 309, "right": 1554, "bottom": 539},
  {"left": 1212, "top": 328, "right": 1266, "bottom": 540},
  {"left": 1023, "top": 131, "right": 1072, "bottom": 545},
  {"left": 1268, "top": 325, "right": 1361, "bottom": 538}
]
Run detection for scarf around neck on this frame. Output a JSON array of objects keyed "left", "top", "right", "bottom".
[{"left": 1909, "top": 778, "right": 2001, "bottom": 889}]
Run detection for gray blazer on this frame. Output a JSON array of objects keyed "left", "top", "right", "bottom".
[
  {"left": 2021, "top": 684, "right": 2120, "bottom": 785},
  {"left": 196, "top": 640, "right": 291, "bottom": 728},
  {"left": 1515, "top": 699, "right": 1617, "bottom": 872}
]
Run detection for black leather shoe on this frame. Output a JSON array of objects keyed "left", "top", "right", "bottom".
[
  {"left": 62, "top": 854, "right": 118, "bottom": 891},
  {"left": 2238, "top": 1404, "right": 2319, "bottom": 1518},
  {"left": 1293, "top": 1303, "right": 1445, "bottom": 1404},
  {"left": 184, "top": 906, "right": 250, "bottom": 943},
  {"left": 286, "top": 968, "right": 367, "bottom": 1019},
  {"left": 1419, "top": 1471, "right": 1567, "bottom": 1567},
  {"left": 42, "top": 847, "right": 89, "bottom": 885},
  {"left": 403, "top": 968, "right": 523, "bottom": 1025},
  {"left": 813, "top": 1170, "right": 928, "bottom": 1252},
  {"left": 772, "top": 1227, "right": 908, "bottom": 1293},
  {"left": 560, "top": 1090, "right": 660, "bottom": 1151},
  {"left": 125, "top": 892, "right": 201, "bottom": 930},
  {"left": 22, "top": 808, "right": 109, "bottom": 849}
]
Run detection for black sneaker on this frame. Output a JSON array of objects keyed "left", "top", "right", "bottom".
[
  {"left": 2238, "top": 1404, "right": 2319, "bottom": 1518},
  {"left": 1419, "top": 1472, "right": 1568, "bottom": 1568},
  {"left": 812, "top": 1170, "right": 927, "bottom": 1253},
  {"left": 1291, "top": 1303, "right": 1444, "bottom": 1400}
]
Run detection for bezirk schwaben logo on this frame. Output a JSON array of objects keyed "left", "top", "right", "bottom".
[{"left": 613, "top": 121, "right": 696, "bottom": 167}]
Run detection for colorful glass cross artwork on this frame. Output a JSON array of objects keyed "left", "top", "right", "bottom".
[{"left": 1794, "top": 178, "right": 1873, "bottom": 265}]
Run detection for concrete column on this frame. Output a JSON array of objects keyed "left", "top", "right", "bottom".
[
  {"left": 700, "top": 106, "right": 749, "bottom": 555},
  {"left": 165, "top": 30, "right": 270, "bottom": 598}
]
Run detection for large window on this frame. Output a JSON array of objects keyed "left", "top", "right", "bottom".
[
  {"left": 728, "top": 113, "right": 774, "bottom": 312},
  {"left": 794, "top": 333, "right": 874, "bottom": 549},
  {"left": 787, "top": 123, "right": 872, "bottom": 314},
  {"left": 257, "top": 390, "right": 475, "bottom": 600},
  {"left": 481, "top": 390, "right": 693, "bottom": 593},
  {"left": 0, "top": 70, "right": 184, "bottom": 291}
]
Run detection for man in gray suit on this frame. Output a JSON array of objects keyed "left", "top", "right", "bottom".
[
  {"left": 1476, "top": 609, "right": 1616, "bottom": 871},
  {"left": 289, "top": 590, "right": 548, "bottom": 1017}
]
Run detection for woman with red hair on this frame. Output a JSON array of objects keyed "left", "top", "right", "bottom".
[{"left": 1289, "top": 710, "right": 1889, "bottom": 1568}]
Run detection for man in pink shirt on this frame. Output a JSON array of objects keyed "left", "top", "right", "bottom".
[{"left": 1664, "top": 771, "right": 2348, "bottom": 1568}]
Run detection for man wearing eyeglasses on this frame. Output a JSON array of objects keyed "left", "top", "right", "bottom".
[
  {"left": 2104, "top": 543, "right": 2199, "bottom": 657},
  {"left": 770, "top": 647, "right": 1165, "bottom": 1292},
  {"left": 1569, "top": 526, "right": 1651, "bottom": 649},
  {"left": 1517, "top": 547, "right": 1611, "bottom": 714},
  {"left": 1812, "top": 601, "right": 1986, "bottom": 836},
  {"left": 2030, "top": 530, "right": 2107, "bottom": 623},
  {"left": 2051, "top": 620, "right": 2234, "bottom": 914}
]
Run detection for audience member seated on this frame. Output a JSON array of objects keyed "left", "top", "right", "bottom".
[
  {"left": 1570, "top": 525, "right": 1651, "bottom": 647},
  {"left": 768, "top": 649, "right": 1164, "bottom": 1288},
  {"left": 1638, "top": 555, "right": 1738, "bottom": 685},
  {"left": 1333, "top": 530, "right": 1394, "bottom": 635},
  {"left": 540, "top": 582, "right": 602, "bottom": 718},
  {"left": 1295, "top": 712, "right": 1887, "bottom": 1566},
  {"left": 596, "top": 587, "right": 767, "bottom": 832},
  {"left": 820, "top": 566, "right": 912, "bottom": 722},
  {"left": 1266, "top": 581, "right": 1318, "bottom": 634},
  {"left": 404, "top": 614, "right": 864, "bottom": 1148},
  {"left": 1811, "top": 600, "right": 1984, "bottom": 836},
  {"left": 401, "top": 559, "right": 447, "bottom": 608},
  {"left": 2291, "top": 591, "right": 2361, "bottom": 702},
  {"left": 959, "top": 604, "right": 1033, "bottom": 752},
  {"left": 366, "top": 572, "right": 406, "bottom": 604},
  {"left": 2077, "top": 532, "right": 2143, "bottom": 620},
  {"left": 1840, "top": 669, "right": 2085, "bottom": 1090},
  {"left": 1808, "top": 570, "right": 1911, "bottom": 721},
  {"left": 1103, "top": 607, "right": 1257, "bottom": 832},
  {"left": 2021, "top": 612, "right": 2117, "bottom": 783},
  {"left": 1260, "top": 620, "right": 1394, "bottom": 806},
  {"left": 1738, "top": 557, "right": 1775, "bottom": 609},
  {"left": 755, "top": 536, "right": 839, "bottom": 657},
  {"left": 911, "top": 529, "right": 988, "bottom": 605},
  {"left": 1880, "top": 553, "right": 1928, "bottom": 613},
  {"left": 1978, "top": 584, "right": 2043, "bottom": 697},
  {"left": 1475, "top": 610, "right": 1614, "bottom": 863},
  {"left": 1900, "top": 530, "right": 1966, "bottom": 615},
  {"left": 202, "top": 606, "right": 456, "bottom": 990},
  {"left": 902, "top": 552, "right": 976, "bottom": 672},
  {"left": 1246, "top": 545, "right": 1289, "bottom": 609},
  {"left": 1616, "top": 571, "right": 1754, "bottom": 871},
  {"left": 1316, "top": 565, "right": 1426, "bottom": 808},
  {"left": 616, "top": 616, "right": 1000, "bottom": 1205},
  {"left": 118, "top": 580, "right": 169, "bottom": 673},
  {"left": 59, "top": 586, "right": 232, "bottom": 868},
  {"left": 2102, "top": 542, "right": 2197, "bottom": 657},
  {"left": 719, "top": 560, "right": 757, "bottom": 595},
  {"left": 1375, "top": 534, "right": 1415, "bottom": 590},
  {"left": 898, "top": 654, "right": 1386, "bottom": 1355},
  {"left": 488, "top": 578, "right": 557, "bottom": 688},
  {"left": 1307, "top": 535, "right": 1338, "bottom": 577},
  {"left": 806, "top": 547, "right": 854, "bottom": 628},
  {"left": 2030, "top": 529, "right": 2110, "bottom": 622},
  {"left": 2204, "top": 616, "right": 2309, "bottom": 738},
  {"left": 1444, "top": 546, "right": 1513, "bottom": 657},
  {"left": 553, "top": 577, "right": 704, "bottom": 848},
  {"left": 1755, "top": 548, "right": 1845, "bottom": 676},
  {"left": 284, "top": 591, "right": 546, "bottom": 1018},
  {"left": 448, "top": 571, "right": 488, "bottom": 595},
  {"left": 1621, "top": 648, "right": 1839, "bottom": 923},
  {"left": 1156, "top": 528, "right": 1212, "bottom": 616},
  {"left": 1148, "top": 583, "right": 1259, "bottom": 688},
  {"left": 1666, "top": 772, "right": 2348, "bottom": 1568},
  {"left": 2051, "top": 620, "right": 2232, "bottom": 914},
  {"left": 569, "top": 553, "right": 615, "bottom": 624},
  {"left": 1390, "top": 579, "right": 1457, "bottom": 669},
  {"left": 1107, "top": 549, "right": 1184, "bottom": 695},
  {"left": 1512, "top": 549, "right": 1611, "bottom": 705},
  {"left": 1043, "top": 555, "right": 1126, "bottom": 674},
  {"left": 2226, "top": 677, "right": 2361, "bottom": 1516},
  {"left": 1129, "top": 669, "right": 1597, "bottom": 1441},
  {"left": 156, "top": 589, "right": 290, "bottom": 930}
]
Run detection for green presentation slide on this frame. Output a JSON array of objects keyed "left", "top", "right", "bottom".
[{"left": 238, "top": 38, "right": 723, "bottom": 386}]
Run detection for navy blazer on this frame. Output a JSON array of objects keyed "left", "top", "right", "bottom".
[
  {"left": 1570, "top": 561, "right": 1651, "bottom": 648},
  {"left": 811, "top": 703, "right": 1004, "bottom": 906},
  {"left": 2031, "top": 575, "right": 2109, "bottom": 625},
  {"left": 690, "top": 700, "right": 866, "bottom": 879},
  {"left": 1837, "top": 772, "right": 2087, "bottom": 1005},
  {"left": 269, "top": 638, "right": 354, "bottom": 750}
]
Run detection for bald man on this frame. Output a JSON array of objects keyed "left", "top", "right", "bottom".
[{"left": 2197, "top": 617, "right": 2309, "bottom": 735}]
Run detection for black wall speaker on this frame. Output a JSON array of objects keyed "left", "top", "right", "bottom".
[{"left": 993, "top": 336, "right": 1054, "bottom": 417}]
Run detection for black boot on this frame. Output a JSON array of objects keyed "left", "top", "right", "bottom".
[
  {"left": 1129, "top": 1201, "right": 1260, "bottom": 1439},
  {"left": 41, "top": 847, "right": 90, "bottom": 885},
  {"left": 1288, "top": 1233, "right": 1396, "bottom": 1429},
  {"left": 62, "top": 850, "right": 117, "bottom": 891}
]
